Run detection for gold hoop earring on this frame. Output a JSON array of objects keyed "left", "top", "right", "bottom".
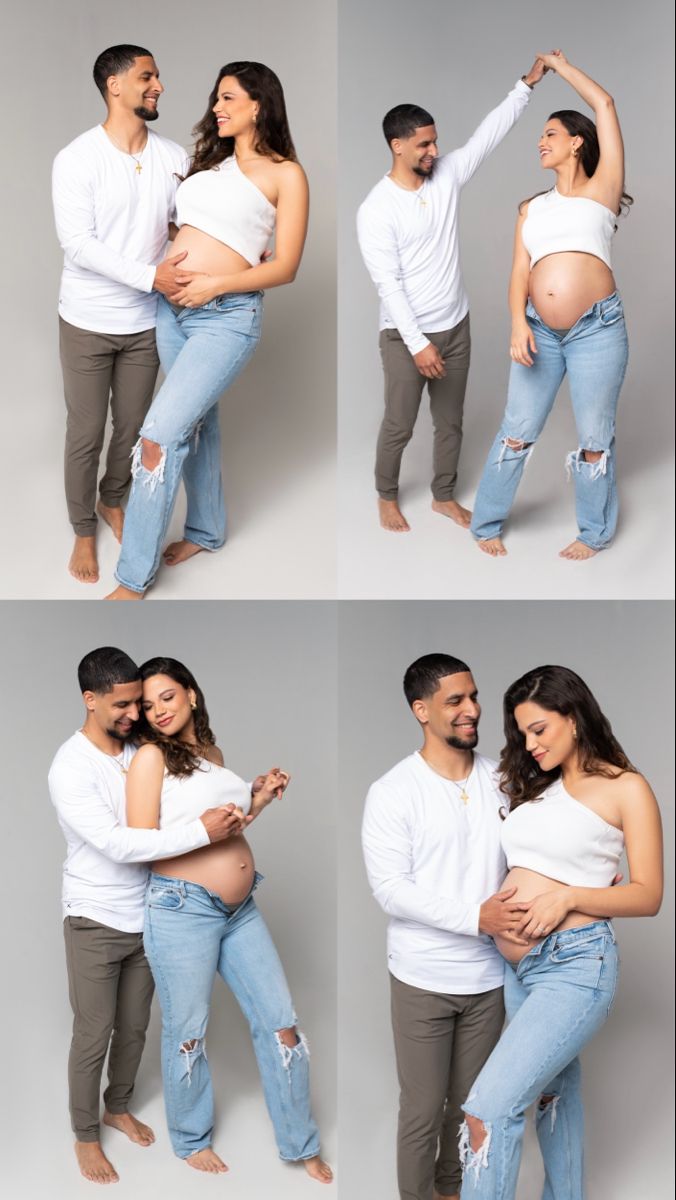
[{"left": 190, "top": 699, "right": 197, "bottom": 711}]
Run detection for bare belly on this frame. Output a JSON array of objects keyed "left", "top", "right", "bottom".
[
  {"left": 495, "top": 866, "right": 600, "bottom": 965},
  {"left": 528, "top": 253, "right": 616, "bottom": 328},
  {"left": 172, "top": 225, "right": 251, "bottom": 279},
  {"left": 155, "top": 834, "right": 255, "bottom": 906}
]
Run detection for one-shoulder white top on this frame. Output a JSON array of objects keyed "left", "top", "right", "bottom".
[
  {"left": 175, "top": 156, "right": 276, "bottom": 265},
  {"left": 159, "top": 759, "right": 252, "bottom": 829},
  {"left": 521, "top": 188, "right": 616, "bottom": 270}
]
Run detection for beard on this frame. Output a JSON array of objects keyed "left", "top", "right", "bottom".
[
  {"left": 107, "top": 723, "right": 135, "bottom": 742},
  {"left": 134, "top": 104, "right": 159, "bottom": 121},
  {"left": 446, "top": 730, "right": 478, "bottom": 751},
  {"left": 413, "top": 159, "right": 437, "bottom": 179}
]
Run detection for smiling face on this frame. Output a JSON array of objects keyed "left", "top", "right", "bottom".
[
  {"left": 393, "top": 124, "right": 439, "bottom": 178},
  {"left": 413, "top": 672, "right": 480, "bottom": 749},
  {"left": 83, "top": 680, "right": 142, "bottom": 742},
  {"left": 537, "top": 117, "right": 581, "bottom": 170},
  {"left": 213, "top": 75, "right": 258, "bottom": 138},
  {"left": 142, "top": 673, "right": 196, "bottom": 741},
  {"left": 108, "top": 55, "right": 163, "bottom": 121},
  {"left": 514, "top": 700, "right": 578, "bottom": 771}
]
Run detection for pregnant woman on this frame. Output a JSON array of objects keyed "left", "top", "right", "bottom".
[
  {"left": 126, "top": 657, "right": 332, "bottom": 1182},
  {"left": 107, "top": 61, "right": 309, "bottom": 598},
  {"left": 458, "top": 665, "right": 662, "bottom": 1199},
  {"left": 470, "top": 51, "right": 632, "bottom": 560}
]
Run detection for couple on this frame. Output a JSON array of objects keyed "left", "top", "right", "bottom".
[
  {"left": 48, "top": 646, "right": 332, "bottom": 1185},
  {"left": 52, "top": 44, "right": 308, "bottom": 597},
  {"left": 362, "top": 653, "right": 662, "bottom": 1199},
  {"left": 358, "top": 50, "right": 631, "bottom": 559}
]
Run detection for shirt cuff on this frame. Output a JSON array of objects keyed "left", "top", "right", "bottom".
[
  {"left": 516, "top": 77, "right": 533, "bottom": 96},
  {"left": 140, "top": 263, "right": 157, "bottom": 293}
]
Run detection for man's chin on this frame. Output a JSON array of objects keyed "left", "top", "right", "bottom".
[
  {"left": 134, "top": 106, "right": 159, "bottom": 121},
  {"left": 413, "top": 163, "right": 436, "bottom": 179},
  {"left": 109, "top": 726, "right": 135, "bottom": 741},
  {"left": 446, "top": 734, "right": 478, "bottom": 751}
]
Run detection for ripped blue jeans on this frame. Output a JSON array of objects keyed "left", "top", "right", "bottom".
[
  {"left": 144, "top": 873, "right": 320, "bottom": 1162},
  {"left": 459, "top": 921, "right": 619, "bottom": 1200},
  {"left": 115, "top": 291, "right": 262, "bottom": 592},
  {"left": 470, "top": 293, "right": 628, "bottom": 549}
]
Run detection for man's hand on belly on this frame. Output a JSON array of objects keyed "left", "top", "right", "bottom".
[
  {"left": 152, "top": 250, "right": 188, "bottom": 295},
  {"left": 479, "top": 887, "right": 531, "bottom": 944}
]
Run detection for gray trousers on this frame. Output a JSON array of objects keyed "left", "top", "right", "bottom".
[
  {"left": 59, "top": 317, "right": 160, "bottom": 537},
  {"left": 63, "top": 916, "right": 154, "bottom": 1141},
  {"left": 390, "top": 973, "right": 504, "bottom": 1200},
  {"left": 376, "top": 314, "right": 471, "bottom": 501}
]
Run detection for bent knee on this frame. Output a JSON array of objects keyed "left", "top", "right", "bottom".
[
  {"left": 465, "top": 1113, "right": 488, "bottom": 1153},
  {"left": 141, "top": 438, "right": 163, "bottom": 471}
]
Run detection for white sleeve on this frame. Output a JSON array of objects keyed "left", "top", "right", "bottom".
[
  {"left": 361, "top": 782, "right": 480, "bottom": 936},
  {"left": 52, "top": 150, "right": 156, "bottom": 292},
  {"left": 357, "top": 204, "right": 430, "bottom": 356},
  {"left": 445, "top": 79, "right": 532, "bottom": 189},
  {"left": 48, "top": 763, "right": 210, "bottom": 863}
]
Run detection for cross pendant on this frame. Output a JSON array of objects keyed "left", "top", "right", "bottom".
[
  {"left": 135, "top": 162, "right": 143, "bottom": 174},
  {"left": 461, "top": 790, "right": 469, "bottom": 804}
]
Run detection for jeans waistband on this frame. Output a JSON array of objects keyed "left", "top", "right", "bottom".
[
  {"left": 524, "top": 919, "right": 616, "bottom": 961},
  {"left": 148, "top": 870, "right": 263, "bottom": 912},
  {"left": 529, "top": 290, "right": 621, "bottom": 333}
]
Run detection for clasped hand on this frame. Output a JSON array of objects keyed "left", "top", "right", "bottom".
[
  {"left": 169, "top": 269, "right": 217, "bottom": 308},
  {"left": 251, "top": 767, "right": 291, "bottom": 810}
]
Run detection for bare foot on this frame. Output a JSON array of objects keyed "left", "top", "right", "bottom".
[
  {"left": 559, "top": 539, "right": 598, "bottom": 561},
  {"left": 69, "top": 536, "right": 99, "bottom": 584},
  {"left": 378, "top": 498, "right": 410, "bottom": 532},
  {"left": 97, "top": 502, "right": 125, "bottom": 543},
  {"left": 303, "top": 1155, "right": 333, "bottom": 1184},
  {"left": 476, "top": 537, "right": 507, "bottom": 557},
  {"left": 163, "top": 539, "right": 204, "bottom": 566},
  {"left": 185, "top": 1148, "right": 228, "bottom": 1174},
  {"left": 103, "top": 1110, "right": 155, "bottom": 1146},
  {"left": 105, "top": 586, "right": 144, "bottom": 601},
  {"left": 431, "top": 499, "right": 472, "bottom": 528},
  {"left": 75, "top": 1141, "right": 119, "bottom": 1184}
]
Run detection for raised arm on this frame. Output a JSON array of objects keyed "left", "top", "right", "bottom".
[
  {"left": 508, "top": 204, "right": 538, "bottom": 367},
  {"left": 537, "top": 51, "right": 625, "bottom": 208},
  {"left": 447, "top": 59, "right": 545, "bottom": 189}
]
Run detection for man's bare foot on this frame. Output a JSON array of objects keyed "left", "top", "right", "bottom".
[
  {"left": 477, "top": 537, "right": 507, "bottom": 557},
  {"left": 432, "top": 499, "right": 472, "bottom": 528},
  {"left": 378, "top": 498, "right": 410, "bottom": 532},
  {"left": 105, "top": 586, "right": 144, "bottom": 601},
  {"left": 303, "top": 1155, "right": 333, "bottom": 1184},
  {"left": 163, "top": 539, "right": 204, "bottom": 566},
  {"left": 103, "top": 1110, "right": 155, "bottom": 1146},
  {"left": 185, "top": 1148, "right": 228, "bottom": 1174},
  {"left": 75, "top": 1141, "right": 119, "bottom": 1184},
  {"left": 97, "top": 502, "right": 125, "bottom": 543},
  {"left": 69, "top": 536, "right": 99, "bottom": 583},
  {"left": 559, "top": 539, "right": 598, "bottom": 561}
]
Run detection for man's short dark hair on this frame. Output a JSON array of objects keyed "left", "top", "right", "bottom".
[
  {"left": 93, "top": 44, "right": 154, "bottom": 98},
  {"left": 78, "top": 647, "right": 140, "bottom": 695},
  {"left": 383, "top": 104, "right": 435, "bottom": 147},
  {"left": 403, "top": 653, "right": 472, "bottom": 707}
]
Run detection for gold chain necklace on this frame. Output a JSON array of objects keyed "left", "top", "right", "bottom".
[
  {"left": 103, "top": 126, "right": 148, "bottom": 175},
  {"left": 80, "top": 726, "right": 129, "bottom": 773}
]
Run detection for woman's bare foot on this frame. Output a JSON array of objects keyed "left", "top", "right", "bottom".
[
  {"left": 75, "top": 1141, "right": 119, "bottom": 1184},
  {"left": 97, "top": 502, "right": 125, "bottom": 543},
  {"left": 103, "top": 1110, "right": 154, "bottom": 1145},
  {"left": 378, "top": 498, "right": 410, "bottom": 531},
  {"left": 185, "top": 1148, "right": 228, "bottom": 1174},
  {"left": 303, "top": 1155, "right": 333, "bottom": 1184},
  {"left": 163, "top": 539, "right": 204, "bottom": 566},
  {"left": 477, "top": 537, "right": 507, "bottom": 556},
  {"left": 105, "top": 586, "right": 144, "bottom": 601},
  {"left": 69, "top": 536, "right": 99, "bottom": 583},
  {"left": 559, "top": 539, "right": 598, "bottom": 560},
  {"left": 431, "top": 499, "right": 472, "bottom": 528}
]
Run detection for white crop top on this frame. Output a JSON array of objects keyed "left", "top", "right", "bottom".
[
  {"left": 159, "top": 760, "right": 252, "bottom": 830},
  {"left": 500, "top": 778, "right": 624, "bottom": 887},
  {"left": 521, "top": 188, "right": 616, "bottom": 270},
  {"left": 175, "top": 156, "right": 276, "bottom": 265}
]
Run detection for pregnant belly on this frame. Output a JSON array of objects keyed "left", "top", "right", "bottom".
[
  {"left": 528, "top": 253, "right": 616, "bottom": 328},
  {"left": 172, "top": 225, "right": 251, "bottom": 277},
  {"left": 495, "top": 866, "right": 599, "bottom": 965},
  {"left": 155, "top": 835, "right": 255, "bottom": 905}
]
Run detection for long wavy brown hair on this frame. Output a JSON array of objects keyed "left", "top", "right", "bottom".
[
  {"left": 519, "top": 109, "right": 633, "bottom": 218},
  {"left": 137, "top": 657, "right": 216, "bottom": 778},
  {"left": 183, "top": 61, "right": 297, "bottom": 180},
  {"left": 499, "top": 665, "right": 636, "bottom": 813}
]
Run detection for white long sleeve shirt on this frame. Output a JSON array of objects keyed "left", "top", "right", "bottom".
[
  {"left": 362, "top": 751, "right": 506, "bottom": 993},
  {"left": 48, "top": 732, "right": 210, "bottom": 931},
  {"left": 357, "top": 80, "right": 532, "bottom": 355},
  {"left": 52, "top": 126, "right": 188, "bottom": 334}
]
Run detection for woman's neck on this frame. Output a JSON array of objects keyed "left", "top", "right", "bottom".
[{"left": 553, "top": 162, "right": 590, "bottom": 197}]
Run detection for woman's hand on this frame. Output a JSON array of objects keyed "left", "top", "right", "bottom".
[
  {"left": 514, "top": 887, "right": 574, "bottom": 939},
  {"left": 510, "top": 321, "right": 538, "bottom": 367},
  {"left": 250, "top": 768, "right": 290, "bottom": 816},
  {"left": 170, "top": 270, "right": 219, "bottom": 308},
  {"left": 523, "top": 57, "right": 548, "bottom": 88},
  {"left": 536, "top": 50, "right": 569, "bottom": 73}
]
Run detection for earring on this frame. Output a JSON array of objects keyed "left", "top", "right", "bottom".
[
  {"left": 572, "top": 147, "right": 578, "bottom": 157},
  {"left": 572, "top": 726, "right": 578, "bottom": 739},
  {"left": 190, "top": 697, "right": 197, "bottom": 711}
]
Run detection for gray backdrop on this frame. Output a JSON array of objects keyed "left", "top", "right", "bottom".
[
  {"left": 338, "top": 601, "right": 674, "bottom": 1199},
  {"left": 1, "top": 0, "right": 336, "bottom": 600},
  {"left": 0, "top": 601, "right": 336, "bottom": 1199},
  {"left": 338, "top": 0, "right": 675, "bottom": 600}
]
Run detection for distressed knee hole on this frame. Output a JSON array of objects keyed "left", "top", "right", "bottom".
[
  {"left": 141, "top": 438, "right": 162, "bottom": 471},
  {"left": 505, "top": 438, "right": 531, "bottom": 452},
  {"left": 274, "top": 1024, "right": 310, "bottom": 1072},
  {"left": 131, "top": 435, "right": 167, "bottom": 490},
  {"left": 582, "top": 449, "right": 603, "bottom": 463},
  {"left": 180, "top": 1039, "right": 200, "bottom": 1053},
  {"left": 466, "top": 1114, "right": 488, "bottom": 1152},
  {"left": 537, "top": 1092, "right": 560, "bottom": 1132},
  {"left": 276, "top": 1026, "right": 299, "bottom": 1049},
  {"left": 459, "top": 1114, "right": 492, "bottom": 1180},
  {"left": 178, "top": 1036, "right": 205, "bottom": 1086}
]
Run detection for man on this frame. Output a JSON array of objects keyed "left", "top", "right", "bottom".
[
  {"left": 48, "top": 647, "right": 250, "bottom": 1184},
  {"left": 52, "top": 45, "right": 189, "bottom": 585},
  {"left": 362, "top": 653, "right": 527, "bottom": 1200},
  {"left": 357, "top": 60, "right": 546, "bottom": 533}
]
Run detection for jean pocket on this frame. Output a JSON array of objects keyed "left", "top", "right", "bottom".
[
  {"left": 549, "top": 932, "right": 606, "bottom": 987},
  {"left": 147, "top": 883, "right": 184, "bottom": 910}
]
